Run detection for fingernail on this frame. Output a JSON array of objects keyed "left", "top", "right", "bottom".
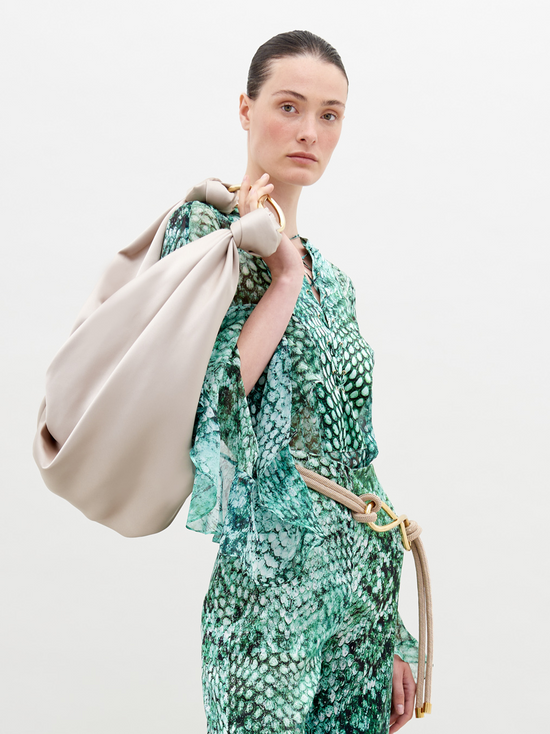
[{"left": 397, "top": 704, "right": 404, "bottom": 715}]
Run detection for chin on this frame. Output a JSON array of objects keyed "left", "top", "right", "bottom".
[{"left": 278, "top": 166, "right": 324, "bottom": 188}]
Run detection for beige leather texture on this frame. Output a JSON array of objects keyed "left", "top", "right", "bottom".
[{"left": 33, "top": 179, "right": 281, "bottom": 537}]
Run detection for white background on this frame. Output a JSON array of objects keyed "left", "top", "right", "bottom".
[{"left": 1, "top": 1, "right": 549, "bottom": 732}]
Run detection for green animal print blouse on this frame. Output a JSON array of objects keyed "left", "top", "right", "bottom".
[
  {"left": 160, "top": 199, "right": 418, "bottom": 667},
  {"left": 161, "top": 199, "right": 398, "bottom": 572}
]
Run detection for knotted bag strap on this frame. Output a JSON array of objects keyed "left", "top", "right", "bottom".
[{"left": 295, "top": 464, "right": 433, "bottom": 718}]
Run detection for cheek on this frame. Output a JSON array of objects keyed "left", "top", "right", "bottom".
[
  {"left": 250, "top": 107, "right": 294, "bottom": 146},
  {"left": 324, "top": 127, "right": 342, "bottom": 153},
  {"left": 261, "top": 117, "right": 291, "bottom": 147},
  {"left": 315, "top": 128, "right": 342, "bottom": 175}
]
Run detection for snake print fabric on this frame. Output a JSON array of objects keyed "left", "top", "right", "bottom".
[
  {"left": 202, "top": 486, "right": 403, "bottom": 734},
  {"left": 160, "top": 199, "right": 418, "bottom": 731}
]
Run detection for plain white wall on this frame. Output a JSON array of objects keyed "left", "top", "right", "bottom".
[{"left": 1, "top": 1, "right": 549, "bottom": 732}]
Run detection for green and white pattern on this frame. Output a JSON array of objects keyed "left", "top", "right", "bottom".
[{"left": 160, "top": 200, "right": 418, "bottom": 732}]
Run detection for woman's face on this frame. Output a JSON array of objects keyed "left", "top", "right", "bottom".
[{"left": 239, "top": 55, "right": 348, "bottom": 188}]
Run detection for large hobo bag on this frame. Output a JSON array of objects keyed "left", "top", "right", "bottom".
[{"left": 32, "top": 178, "right": 281, "bottom": 537}]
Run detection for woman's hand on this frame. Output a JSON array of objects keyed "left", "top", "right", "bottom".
[
  {"left": 238, "top": 173, "right": 303, "bottom": 281},
  {"left": 237, "top": 172, "right": 274, "bottom": 218},
  {"left": 389, "top": 655, "right": 415, "bottom": 733}
]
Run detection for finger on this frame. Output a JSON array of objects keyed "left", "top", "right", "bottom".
[
  {"left": 392, "top": 663, "right": 405, "bottom": 719},
  {"left": 247, "top": 189, "right": 259, "bottom": 212},
  {"left": 249, "top": 173, "right": 269, "bottom": 201},
  {"left": 389, "top": 712, "right": 408, "bottom": 733},
  {"left": 246, "top": 177, "right": 261, "bottom": 209},
  {"left": 390, "top": 665, "right": 416, "bottom": 733},
  {"left": 389, "top": 711, "right": 412, "bottom": 734},
  {"left": 402, "top": 663, "right": 416, "bottom": 720},
  {"left": 253, "top": 172, "right": 270, "bottom": 187},
  {"left": 255, "top": 183, "right": 275, "bottom": 206},
  {"left": 238, "top": 175, "right": 248, "bottom": 214},
  {"left": 258, "top": 183, "right": 274, "bottom": 196}
]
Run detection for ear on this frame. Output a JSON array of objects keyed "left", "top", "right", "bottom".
[{"left": 239, "top": 93, "right": 253, "bottom": 131}]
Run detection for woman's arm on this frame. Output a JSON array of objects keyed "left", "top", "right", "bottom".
[
  {"left": 236, "top": 174, "right": 304, "bottom": 396},
  {"left": 237, "top": 250, "right": 303, "bottom": 395}
]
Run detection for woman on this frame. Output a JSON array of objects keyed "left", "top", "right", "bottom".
[{"left": 159, "top": 30, "right": 419, "bottom": 734}]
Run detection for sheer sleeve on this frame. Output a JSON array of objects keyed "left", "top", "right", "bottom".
[
  {"left": 395, "top": 613, "right": 420, "bottom": 681},
  {"left": 159, "top": 200, "right": 324, "bottom": 582},
  {"left": 161, "top": 199, "right": 222, "bottom": 256}
]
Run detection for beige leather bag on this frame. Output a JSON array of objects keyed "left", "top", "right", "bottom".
[{"left": 33, "top": 179, "right": 281, "bottom": 537}]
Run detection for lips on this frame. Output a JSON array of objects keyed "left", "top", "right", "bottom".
[{"left": 288, "top": 152, "right": 318, "bottom": 162}]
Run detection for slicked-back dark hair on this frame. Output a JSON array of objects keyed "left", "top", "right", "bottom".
[{"left": 247, "top": 30, "right": 348, "bottom": 100}]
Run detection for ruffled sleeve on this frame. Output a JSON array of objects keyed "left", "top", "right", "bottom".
[{"left": 160, "top": 200, "right": 324, "bottom": 582}]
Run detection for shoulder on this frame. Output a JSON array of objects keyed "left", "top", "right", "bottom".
[
  {"left": 167, "top": 199, "right": 236, "bottom": 241},
  {"left": 328, "top": 261, "right": 356, "bottom": 303},
  {"left": 309, "top": 243, "right": 357, "bottom": 312},
  {"left": 331, "top": 263, "right": 357, "bottom": 316},
  {"left": 161, "top": 199, "right": 239, "bottom": 258}
]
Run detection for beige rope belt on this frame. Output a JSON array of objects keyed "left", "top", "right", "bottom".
[{"left": 296, "top": 464, "right": 433, "bottom": 719}]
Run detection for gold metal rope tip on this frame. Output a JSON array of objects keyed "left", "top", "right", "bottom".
[
  {"left": 415, "top": 708, "right": 425, "bottom": 719},
  {"left": 422, "top": 702, "right": 432, "bottom": 714}
]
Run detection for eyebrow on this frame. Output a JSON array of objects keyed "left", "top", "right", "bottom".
[{"left": 272, "top": 89, "right": 346, "bottom": 108}]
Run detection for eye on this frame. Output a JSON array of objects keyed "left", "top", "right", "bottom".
[
  {"left": 322, "top": 112, "right": 338, "bottom": 121},
  {"left": 281, "top": 103, "right": 297, "bottom": 113}
]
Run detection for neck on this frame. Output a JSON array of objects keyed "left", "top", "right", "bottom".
[{"left": 244, "top": 165, "right": 303, "bottom": 242}]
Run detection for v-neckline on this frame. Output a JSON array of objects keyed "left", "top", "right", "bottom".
[{"left": 301, "top": 239, "right": 323, "bottom": 308}]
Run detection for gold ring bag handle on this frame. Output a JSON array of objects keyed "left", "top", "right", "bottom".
[{"left": 227, "top": 183, "right": 286, "bottom": 233}]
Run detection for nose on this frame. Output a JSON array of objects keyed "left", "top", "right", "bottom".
[{"left": 297, "top": 114, "right": 317, "bottom": 145}]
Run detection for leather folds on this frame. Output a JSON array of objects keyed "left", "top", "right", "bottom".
[{"left": 33, "top": 179, "right": 282, "bottom": 537}]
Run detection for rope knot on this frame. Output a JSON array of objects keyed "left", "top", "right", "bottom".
[
  {"left": 351, "top": 492, "right": 381, "bottom": 523},
  {"left": 405, "top": 519, "right": 422, "bottom": 542}
]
